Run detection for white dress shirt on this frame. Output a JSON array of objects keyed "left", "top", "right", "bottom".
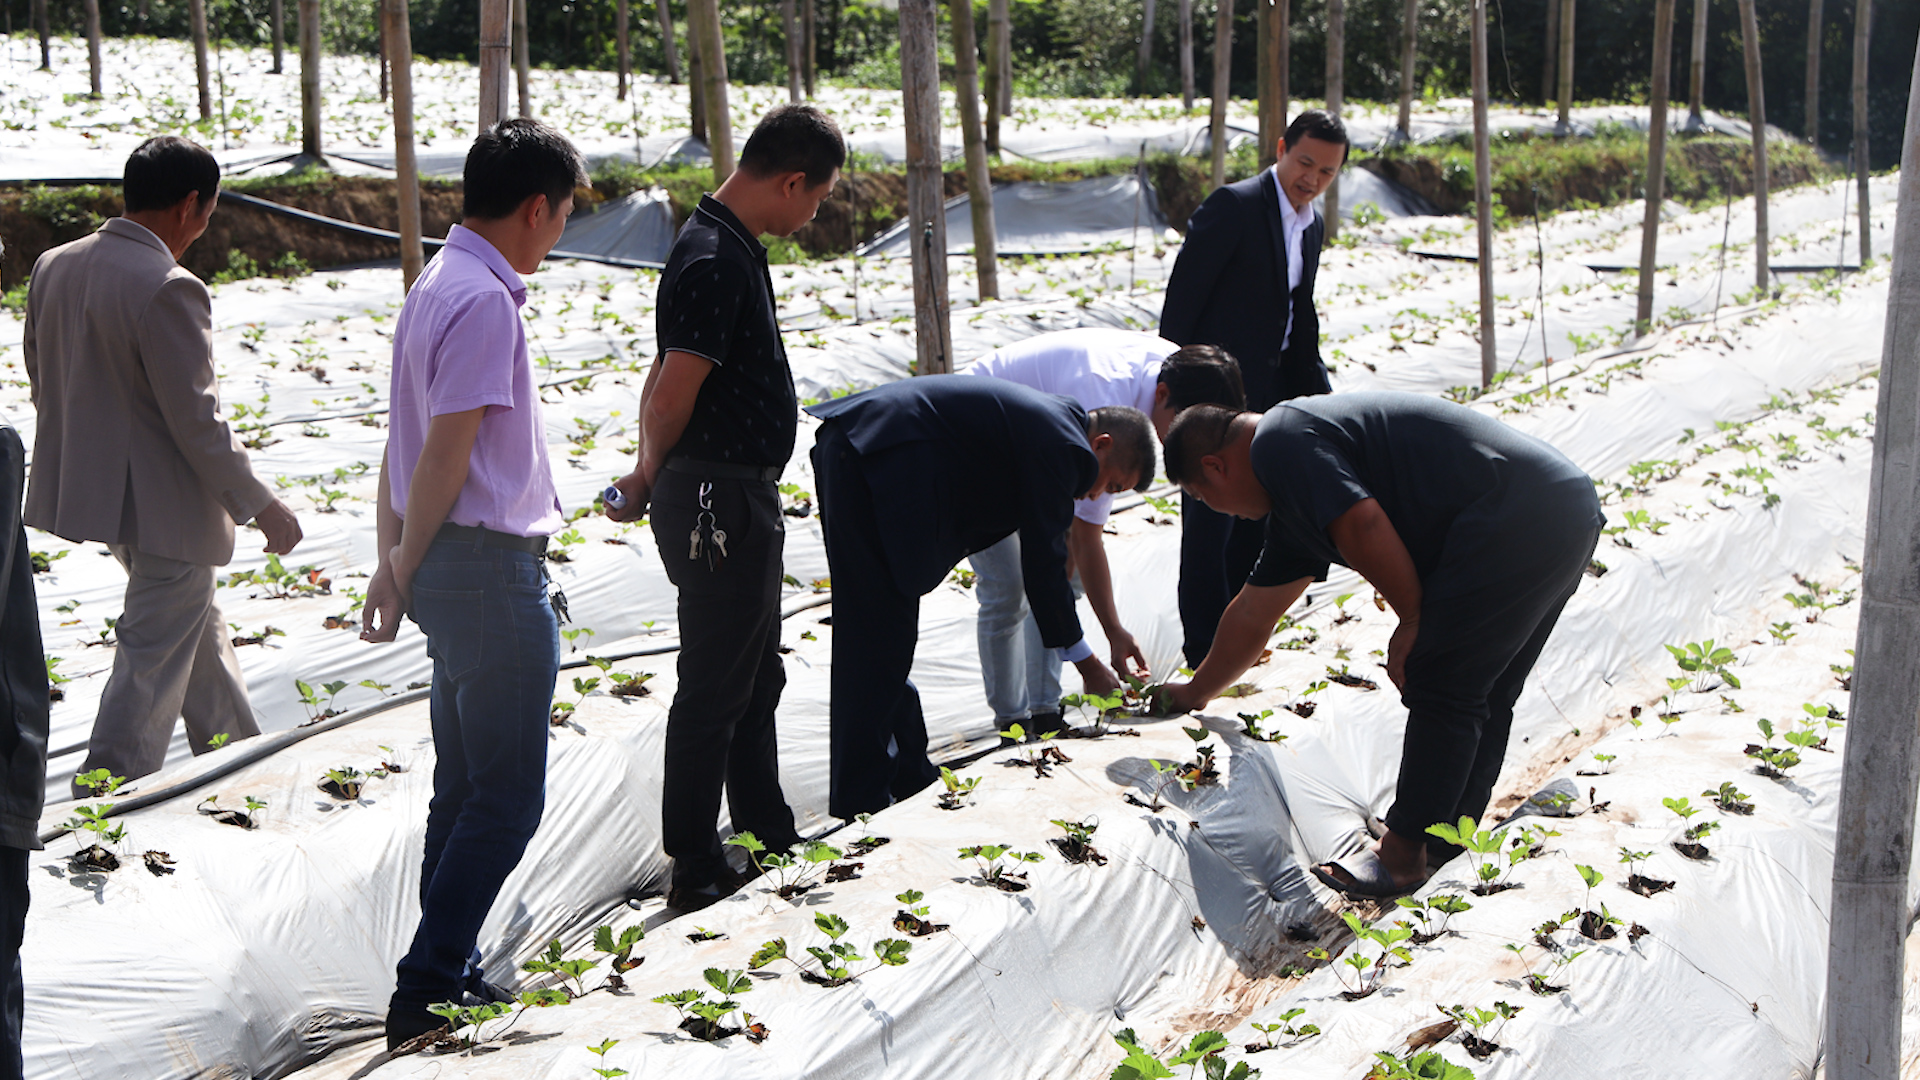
[{"left": 1271, "top": 166, "right": 1311, "bottom": 351}]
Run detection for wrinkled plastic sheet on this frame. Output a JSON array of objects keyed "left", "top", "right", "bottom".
[
  {"left": 555, "top": 187, "right": 678, "bottom": 266},
  {"left": 860, "top": 173, "right": 1177, "bottom": 257}
]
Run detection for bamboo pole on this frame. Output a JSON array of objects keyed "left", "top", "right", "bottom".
[
  {"left": 656, "top": 0, "right": 681, "bottom": 84},
  {"left": 478, "top": 0, "right": 510, "bottom": 130},
  {"left": 30, "top": 0, "right": 47, "bottom": 71},
  {"left": 192, "top": 0, "right": 212, "bottom": 120},
  {"left": 1471, "top": 0, "right": 1496, "bottom": 388},
  {"left": 1209, "top": 0, "right": 1232, "bottom": 190},
  {"left": 1689, "top": 0, "right": 1708, "bottom": 131},
  {"left": 299, "top": 0, "right": 321, "bottom": 156},
  {"left": 1556, "top": 0, "right": 1574, "bottom": 134},
  {"left": 617, "top": 0, "right": 632, "bottom": 101},
  {"left": 1853, "top": 0, "right": 1870, "bottom": 262},
  {"left": 985, "top": 0, "right": 1010, "bottom": 154},
  {"left": 1324, "top": 0, "right": 1343, "bottom": 238},
  {"left": 950, "top": 0, "right": 998, "bottom": 301},
  {"left": 1738, "top": 0, "right": 1769, "bottom": 292},
  {"left": 900, "top": 0, "right": 953, "bottom": 374},
  {"left": 83, "top": 0, "right": 101, "bottom": 98},
  {"left": 1823, "top": 36, "right": 1920, "bottom": 1080},
  {"left": 689, "top": 0, "right": 734, "bottom": 183},
  {"left": 1541, "top": 0, "right": 1558, "bottom": 105},
  {"left": 1806, "top": 0, "right": 1823, "bottom": 143},
  {"left": 782, "top": 0, "right": 801, "bottom": 100},
  {"left": 384, "top": 0, "right": 425, "bottom": 292},
  {"left": 513, "top": 0, "right": 530, "bottom": 117},
  {"left": 1178, "top": 0, "right": 1194, "bottom": 111},
  {"left": 1136, "top": 0, "right": 1158, "bottom": 93},
  {"left": 803, "top": 0, "right": 816, "bottom": 97},
  {"left": 271, "top": 0, "right": 284, "bottom": 74},
  {"left": 1635, "top": 0, "right": 1676, "bottom": 337},
  {"left": 1396, "top": 0, "right": 1416, "bottom": 141}
]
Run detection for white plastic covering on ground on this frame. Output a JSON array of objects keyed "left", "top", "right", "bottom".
[{"left": 861, "top": 173, "right": 1177, "bottom": 257}]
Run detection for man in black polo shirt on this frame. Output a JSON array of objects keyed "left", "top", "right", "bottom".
[
  {"left": 607, "top": 105, "right": 845, "bottom": 911},
  {"left": 1157, "top": 393, "right": 1603, "bottom": 899}
]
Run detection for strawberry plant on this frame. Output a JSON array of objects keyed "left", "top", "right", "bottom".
[
  {"left": 1504, "top": 938, "right": 1586, "bottom": 996},
  {"left": 1576, "top": 752, "right": 1616, "bottom": 776},
  {"left": 726, "top": 833, "right": 843, "bottom": 899},
  {"left": 1365, "top": 1049, "right": 1475, "bottom": 1079},
  {"left": 521, "top": 938, "right": 599, "bottom": 999},
  {"left": 1425, "top": 818, "right": 1543, "bottom": 895},
  {"left": 749, "top": 911, "right": 911, "bottom": 986},
  {"left": 1000, "top": 722, "right": 1072, "bottom": 775},
  {"left": 586, "top": 1037, "right": 627, "bottom": 1078},
  {"left": 1572, "top": 865, "right": 1623, "bottom": 940},
  {"left": 1060, "top": 687, "right": 1129, "bottom": 736},
  {"left": 1663, "top": 796, "right": 1720, "bottom": 859},
  {"left": 1394, "top": 893, "right": 1472, "bottom": 943},
  {"left": 196, "top": 793, "right": 266, "bottom": 829},
  {"left": 1745, "top": 718, "right": 1804, "bottom": 777},
  {"left": 549, "top": 674, "right": 600, "bottom": 725},
  {"left": 318, "top": 765, "right": 365, "bottom": 800},
  {"left": 959, "top": 843, "right": 1044, "bottom": 891},
  {"left": 1050, "top": 817, "right": 1107, "bottom": 865},
  {"left": 1666, "top": 639, "right": 1740, "bottom": 691},
  {"left": 892, "top": 889, "right": 948, "bottom": 936},
  {"left": 1704, "top": 781, "right": 1754, "bottom": 816},
  {"left": 846, "top": 812, "right": 891, "bottom": 855},
  {"left": 1167, "top": 726, "right": 1221, "bottom": 791},
  {"left": 1245, "top": 1007, "right": 1320, "bottom": 1052},
  {"left": 1236, "top": 709, "right": 1288, "bottom": 744},
  {"left": 654, "top": 968, "right": 755, "bottom": 1040},
  {"left": 424, "top": 1000, "right": 512, "bottom": 1048},
  {"left": 936, "top": 765, "right": 981, "bottom": 810},
  {"left": 1310, "top": 912, "right": 1413, "bottom": 1000},
  {"left": 1111, "top": 1028, "right": 1259, "bottom": 1080},
  {"left": 65, "top": 768, "right": 127, "bottom": 871},
  {"left": 593, "top": 924, "right": 645, "bottom": 988},
  {"left": 1619, "top": 846, "right": 1673, "bottom": 896},
  {"left": 1441, "top": 1001, "right": 1521, "bottom": 1059}
]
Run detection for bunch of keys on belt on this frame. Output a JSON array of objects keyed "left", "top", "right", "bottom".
[{"left": 687, "top": 482, "right": 727, "bottom": 570}]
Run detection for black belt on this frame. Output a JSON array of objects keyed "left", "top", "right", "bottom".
[
  {"left": 435, "top": 522, "right": 548, "bottom": 554},
  {"left": 664, "top": 457, "right": 782, "bottom": 482}
]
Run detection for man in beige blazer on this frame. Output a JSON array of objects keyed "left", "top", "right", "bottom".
[{"left": 22, "top": 136, "right": 302, "bottom": 796}]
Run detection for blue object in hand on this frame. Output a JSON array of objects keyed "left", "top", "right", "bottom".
[{"left": 602, "top": 485, "right": 627, "bottom": 511}]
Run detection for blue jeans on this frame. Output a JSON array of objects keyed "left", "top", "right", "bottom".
[
  {"left": 968, "top": 533, "right": 1063, "bottom": 723},
  {"left": 390, "top": 540, "right": 559, "bottom": 1011}
]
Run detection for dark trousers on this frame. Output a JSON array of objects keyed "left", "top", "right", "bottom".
[
  {"left": 390, "top": 540, "right": 558, "bottom": 1011},
  {"left": 1382, "top": 481, "right": 1604, "bottom": 851},
  {"left": 1177, "top": 493, "right": 1267, "bottom": 666},
  {"left": 652, "top": 470, "right": 800, "bottom": 887},
  {"left": 0, "top": 848, "right": 24, "bottom": 1080},
  {"left": 812, "top": 425, "right": 942, "bottom": 820}
]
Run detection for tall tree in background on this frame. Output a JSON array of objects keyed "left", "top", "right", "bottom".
[
  {"left": 783, "top": 0, "right": 802, "bottom": 100},
  {"left": 300, "top": 0, "right": 322, "bottom": 156},
  {"left": 1178, "top": 0, "right": 1194, "bottom": 110},
  {"left": 271, "top": 0, "right": 284, "bottom": 74},
  {"left": 690, "top": 0, "right": 734, "bottom": 182},
  {"left": 689, "top": 47, "right": 706, "bottom": 141},
  {"left": 985, "top": 0, "right": 1010, "bottom": 153},
  {"left": 1688, "top": 0, "right": 1707, "bottom": 131},
  {"left": 1136, "top": 0, "right": 1157, "bottom": 94},
  {"left": 1853, "top": 0, "right": 1870, "bottom": 261},
  {"left": 950, "top": 0, "right": 999, "bottom": 300},
  {"left": 901, "top": 0, "right": 952, "bottom": 373},
  {"left": 31, "top": 0, "right": 48, "bottom": 70},
  {"left": 1635, "top": 0, "right": 1676, "bottom": 337},
  {"left": 1805, "top": 0, "right": 1823, "bottom": 142},
  {"left": 1210, "top": 0, "right": 1232, "bottom": 189},
  {"left": 384, "top": 0, "right": 425, "bottom": 291},
  {"left": 1541, "top": 0, "right": 1559, "bottom": 104},
  {"left": 1737, "top": 0, "right": 1769, "bottom": 290},
  {"left": 656, "top": 0, "right": 681, "bottom": 83},
  {"left": 803, "top": 0, "right": 817, "bottom": 96},
  {"left": 191, "top": 0, "right": 212, "bottom": 120},
  {"left": 1396, "top": 0, "right": 1416, "bottom": 140},
  {"left": 513, "top": 0, "right": 531, "bottom": 117},
  {"left": 83, "top": 0, "right": 102, "bottom": 98},
  {"left": 1256, "top": 0, "right": 1287, "bottom": 170},
  {"left": 1324, "top": 0, "right": 1344, "bottom": 236},
  {"left": 479, "top": 0, "right": 510, "bottom": 129},
  {"left": 1556, "top": 0, "right": 1575, "bottom": 133},
  {"left": 617, "top": 0, "right": 631, "bottom": 101},
  {"left": 1471, "top": 0, "right": 1496, "bottom": 386}
]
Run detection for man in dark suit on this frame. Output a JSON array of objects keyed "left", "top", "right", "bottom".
[
  {"left": 1160, "top": 109, "right": 1348, "bottom": 666},
  {"left": 806, "top": 376, "right": 1154, "bottom": 819}
]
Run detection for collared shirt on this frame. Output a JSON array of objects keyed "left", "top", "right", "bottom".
[
  {"left": 1270, "top": 165, "right": 1311, "bottom": 351},
  {"left": 964, "top": 327, "right": 1171, "bottom": 525},
  {"left": 387, "top": 224, "right": 562, "bottom": 538},
  {"left": 655, "top": 194, "right": 796, "bottom": 468}
]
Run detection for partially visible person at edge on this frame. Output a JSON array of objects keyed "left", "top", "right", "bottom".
[
  {"left": 360, "top": 118, "right": 587, "bottom": 1051},
  {"left": 1159, "top": 109, "right": 1347, "bottom": 669},
  {"left": 961, "top": 327, "right": 1245, "bottom": 739},
  {"left": 1155, "top": 393, "right": 1604, "bottom": 900},
  {"left": 605, "top": 104, "right": 846, "bottom": 914},
  {"left": 22, "top": 135, "right": 302, "bottom": 798},
  {"left": 805, "top": 376, "right": 1156, "bottom": 821}
]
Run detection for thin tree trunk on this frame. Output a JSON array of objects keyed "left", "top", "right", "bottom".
[
  {"left": 384, "top": 0, "right": 425, "bottom": 291},
  {"left": 617, "top": 0, "right": 632, "bottom": 101},
  {"left": 985, "top": 0, "right": 1010, "bottom": 153},
  {"left": 1541, "top": 0, "right": 1558, "bottom": 105},
  {"left": 1804, "top": 0, "right": 1822, "bottom": 142},
  {"left": 271, "top": 0, "right": 284, "bottom": 74},
  {"left": 478, "top": 0, "right": 510, "bottom": 130},
  {"left": 657, "top": 0, "right": 681, "bottom": 83},
  {"left": 299, "top": 0, "right": 321, "bottom": 155},
  {"left": 1324, "top": 0, "right": 1343, "bottom": 236},
  {"left": 1178, "top": 0, "right": 1194, "bottom": 110},
  {"left": 1136, "top": 0, "right": 1157, "bottom": 93},
  {"left": 782, "top": 0, "right": 801, "bottom": 100},
  {"left": 950, "top": 0, "right": 998, "bottom": 300},
  {"left": 1396, "top": 0, "right": 1416, "bottom": 139},
  {"left": 901, "top": 0, "right": 953, "bottom": 373},
  {"left": 803, "top": 0, "right": 816, "bottom": 96},
  {"left": 1690, "top": 0, "right": 1707, "bottom": 129},
  {"left": 379, "top": 9, "right": 389, "bottom": 102},
  {"left": 1821, "top": 37, "right": 1920, "bottom": 1080},
  {"left": 83, "top": 0, "right": 101, "bottom": 98},
  {"left": 1853, "top": 0, "right": 1870, "bottom": 262},
  {"left": 1210, "top": 0, "right": 1232, "bottom": 190},
  {"left": 994, "top": 0, "right": 1012, "bottom": 117},
  {"left": 192, "top": 0, "right": 212, "bottom": 120},
  {"left": 1556, "top": 0, "right": 1574, "bottom": 133},
  {"left": 1257, "top": 0, "right": 1287, "bottom": 170},
  {"left": 513, "top": 0, "right": 530, "bottom": 117},
  {"left": 1472, "top": 0, "right": 1496, "bottom": 387},
  {"left": 1636, "top": 0, "right": 1676, "bottom": 337},
  {"left": 690, "top": 0, "right": 734, "bottom": 183},
  {"left": 1738, "top": 0, "right": 1769, "bottom": 291},
  {"left": 31, "top": 0, "right": 48, "bottom": 71},
  {"left": 689, "top": 46, "right": 707, "bottom": 141}
]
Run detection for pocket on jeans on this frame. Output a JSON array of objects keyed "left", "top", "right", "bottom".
[{"left": 410, "top": 585, "right": 486, "bottom": 681}]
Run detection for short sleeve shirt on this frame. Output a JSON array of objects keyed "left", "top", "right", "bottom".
[
  {"left": 655, "top": 195, "right": 797, "bottom": 467},
  {"left": 387, "top": 225, "right": 562, "bottom": 537},
  {"left": 1245, "top": 391, "right": 1594, "bottom": 587},
  {"left": 964, "top": 327, "right": 1170, "bottom": 524}
]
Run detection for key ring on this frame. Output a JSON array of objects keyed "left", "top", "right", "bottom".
[{"left": 698, "top": 481, "right": 713, "bottom": 511}]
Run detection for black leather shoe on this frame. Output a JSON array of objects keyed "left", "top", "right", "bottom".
[
  {"left": 1028, "top": 711, "right": 1066, "bottom": 738},
  {"left": 666, "top": 865, "right": 747, "bottom": 913},
  {"left": 385, "top": 1006, "right": 448, "bottom": 1052}
]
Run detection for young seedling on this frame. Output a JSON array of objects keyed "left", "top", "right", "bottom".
[
  {"left": 1426, "top": 817, "right": 1537, "bottom": 896},
  {"left": 1236, "top": 709, "right": 1288, "bottom": 744},
  {"left": 1663, "top": 797, "right": 1720, "bottom": 860},
  {"left": 1745, "top": 718, "right": 1803, "bottom": 778},
  {"left": 1112, "top": 1028, "right": 1258, "bottom": 1080},
  {"left": 593, "top": 924, "right": 646, "bottom": 987},
  {"left": 195, "top": 793, "right": 266, "bottom": 830},
  {"left": 1394, "top": 893, "right": 1472, "bottom": 943},
  {"left": 999, "top": 722, "right": 1073, "bottom": 776},
  {"left": 1504, "top": 939, "right": 1586, "bottom": 996},
  {"left": 846, "top": 812, "right": 891, "bottom": 856},
  {"left": 586, "top": 1037, "right": 628, "bottom": 1079},
  {"left": 65, "top": 769, "right": 127, "bottom": 871},
  {"left": 1170, "top": 726, "right": 1221, "bottom": 791},
  {"left": 1049, "top": 817, "right": 1107, "bottom": 865},
  {"left": 207, "top": 733, "right": 231, "bottom": 751},
  {"left": 1311, "top": 912, "right": 1414, "bottom": 1000},
  {"left": 1618, "top": 846, "right": 1673, "bottom": 896},
  {"left": 1704, "top": 781, "right": 1754, "bottom": 816},
  {"left": 1244, "top": 1007, "right": 1320, "bottom": 1053},
  {"left": 1572, "top": 865, "right": 1623, "bottom": 940},
  {"left": 936, "top": 766, "right": 981, "bottom": 810},
  {"left": 892, "top": 889, "right": 948, "bottom": 936},
  {"left": 1441, "top": 1001, "right": 1523, "bottom": 1060},
  {"left": 1059, "top": 688, "right": 1129, "bottom": 737},
  {"left": 1366, "top": 1050, "right": 1474, "bottom": 1080},
  {"left": 1577, "top": 751, "right": 1617, "bottom": 776},
  {"left": 521, "top": 938, "right": 600, "bottom": 999},
  {"left": 318, "top": 765, "right": 366, "bottom": 800},
  {"left": 1666, "top": 639, "right": 1742, "bottom": 691},
  {"left": 959, "top": 843, "right": 1045, "bottom": 892},
  {"left": 424, "top": 1000, "right": 512, "bottom": 1048}
]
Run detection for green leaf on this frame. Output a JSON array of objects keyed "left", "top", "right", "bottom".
[
  {"left": 814, "top": 911, "right": 850, "bottom": 940},
  {"left": 749, "top": 939, "right": 788, "bottom": 969},
  {"left": 1577, "top": 864, "right": 1603, "bottom": 890},
  {"left": 704, "top": 967, "right": 752, "bottom": 996}
]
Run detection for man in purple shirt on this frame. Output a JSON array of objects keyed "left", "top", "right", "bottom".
[{"left": 360, "top": 119, "right": 586, "bottom": 1051}]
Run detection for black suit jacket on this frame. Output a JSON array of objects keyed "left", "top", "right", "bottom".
[
  {"left": 0, "top": 425, "right": 48, "bottom": 850},
  {"left": 1160, "top": 169, "right": 1331, "bottom": 410},
  {"left": 806, "top": 376, "right": 1097, "bottom": 649}
]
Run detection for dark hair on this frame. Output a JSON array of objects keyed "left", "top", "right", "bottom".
[
  {"left": 1157, "top": 344, "right": 1246, "bottom": 413},
  {"left": 123, "top": 136, "right": 221, "bottom": 214},
  {"left": 1282, "top": 109, "right": 1350, "bottom": 163},
  {"left": 463, "top": 118, "right": 588, "bottom": 220},
  {"left": 739, "top": 104, "right": 847, "bottom": 188},
  {"left": 1088, "top": 406, "right": 1158, "bottom": 494},
  {"left": 1163, "top": 405, "right": 1247, "bottom": 486}
]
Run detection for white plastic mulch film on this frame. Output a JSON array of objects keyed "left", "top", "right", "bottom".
[{"left": 1, "top": 33, "right": 1913, "bottom": 1080}]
